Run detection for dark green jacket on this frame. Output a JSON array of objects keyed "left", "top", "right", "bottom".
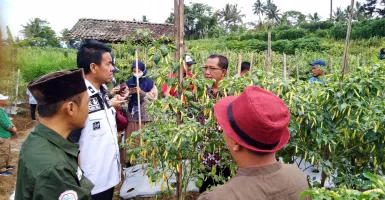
[{"left": 15, "top": 123, "right": 94, "bottom": 200}]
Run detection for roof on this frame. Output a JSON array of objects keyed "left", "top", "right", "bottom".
[{"left": 68, "top": 18, "right": 174, "bottom": 42}]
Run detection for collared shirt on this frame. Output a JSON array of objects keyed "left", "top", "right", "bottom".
[
  {"left": 77, "top": 79, "right": 121, "bottom": 195},
  {"left": 26, "top": 89, "right": 37, "bottom": 105},
  {"left": 309, "top": 76, "right": 323, "bottom": 84},
  {"left": 15, "top": 123, "right": 94, "bottom": 200},
  {"left": 198, "top": 162, "right": 310, "bottom": 200},
  {"left": 0, "top": 108, "right": 12, "bottom": 138}
]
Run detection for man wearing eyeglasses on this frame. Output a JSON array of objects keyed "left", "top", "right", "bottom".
[
  {"left": 203, "top": 54, "right": 228, "bottom": 98},
  {"left": 199, "top": 54, "right": 231, "bottom": 193}
]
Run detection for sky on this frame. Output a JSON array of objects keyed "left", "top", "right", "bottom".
[{"left": 0, "top": 0, "right": 352, "bottom": 38}]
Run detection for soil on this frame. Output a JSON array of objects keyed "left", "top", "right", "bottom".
[{"left": 0, "top": 104, "right": 199, "bottom": 200}]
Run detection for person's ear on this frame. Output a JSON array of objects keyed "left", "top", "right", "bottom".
[
  {"left": 222, "top": 69, "right": 227, "bottom": 77},
  {"left": 65, "top": 102, "right": 75, "bottom": 116},
  {"left": 90, "top": 63, "right": 98, "bottom": 73}
]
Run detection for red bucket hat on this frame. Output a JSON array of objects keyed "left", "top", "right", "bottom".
[{"left": 214, "top": 86, "right": 290, "bottom": 153}]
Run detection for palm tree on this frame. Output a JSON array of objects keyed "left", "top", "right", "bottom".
[
  {"left": 307, "top": 12, "right": 321, "bottom": 22},
  {"left": 333, "top": 7, "right": 346, "bottom": 22},
  {"left": 253, "top": 0, "right": 265, "bottom": 23},
  {"left": 21, "top": 18, "right": 49, "bottom": 38},
  {"left": 354, "top": 2, "right": 365, "bottom": 20},
  {"left": 218, "top": 4, "right": 245, "bottom": 31},
  {"left": 264, "top": 1, "right": 281, "bottom": 24}
]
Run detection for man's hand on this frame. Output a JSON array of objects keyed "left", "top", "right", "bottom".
[
  {"left": 9, "top": 126, "right": 17, "bottom": 135},
  {"left": 111, "top": 95, "right": 127, "bottom": 109},
  {"left": 110, "top": 87, "right": 120, "bottom": 97}
]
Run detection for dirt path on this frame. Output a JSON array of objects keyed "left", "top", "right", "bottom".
[{"left": 0, "top": 113, "right": 36, "bottom": 200}]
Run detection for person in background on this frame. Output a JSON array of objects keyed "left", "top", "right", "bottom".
[
  {"left": 240, "top": 61, "right": 250, "bottom": 76},
  {"left": 199, "top": 54, "right": 230, "bottom": 193},
  {"left": 26, "top": 89, "right": 37, "bottom": 121},
  {"left": 0, "top": 94, "right": 16, "bottom": 176},
  {"left": 15, "top": 69, "right": 94, "bottom": 200},
  {"left": 74, "top": 40, "right": 126, "bottom": 200},
  {"left": 124, "top": 61, "right": 157, "bottom": 168},
  {"left": 162, "top": 55, "right": 195, "bottom": 97},
  {"left": 309, "top": 60, "right": 326, "bottom": 83},
  {"left": 198, "top": 86, "right": 309, "bottom": 200},
  {"left": 379, "top": 48, "right": 385, "bottom": 60}
]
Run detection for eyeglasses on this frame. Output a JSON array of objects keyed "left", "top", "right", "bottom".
[{"left": 202, "top": 67, "right": 223, "bottom": 72}]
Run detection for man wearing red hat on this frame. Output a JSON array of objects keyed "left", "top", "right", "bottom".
[{"left": 198, "top": 86, "right": 309, "bottom": 200}]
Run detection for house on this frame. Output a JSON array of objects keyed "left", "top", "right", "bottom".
[{"left": 67, "top": 18, "right": 174, "bottom": 43}]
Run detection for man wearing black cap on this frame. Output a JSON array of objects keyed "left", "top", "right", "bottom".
[
  {"left": 74, "top": 40, "right": 125, "bottom": 200},
  {"left": 309, "top": 60, "right": 326, "bottom": 83},
  {"left": 15, "top": 69, "right": 94, "bottom": 200}
]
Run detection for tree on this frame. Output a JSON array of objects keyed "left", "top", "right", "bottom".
[
  {"left": 21, "top": 18, "right": 60, "bottom": 47},
  {"left": 282, "top": 10, "right": 307, "bottom": 26},
  {"left": 6, "top": 26, "right": 14, "bottom": 45},
  {"left": 217, "top": 4, "right": 245, "bottom": 32},
  {"left": 164, "top": 3, "right": 219, "bottom": 39},
  {"left": 165, "top": 12, "right": 174, "bottom": 24},
  {"left": 264, "top": 1, "right": 282, "bottom": 24},
  {"left": 253, "top": 0, "right": 265, "bottom": 23},
  {"left": 362, "top": 0, "right": 377, "bottom": 18},
  {"left": 354, "top": 1, "right": 366, "bottom": 20},
  {"left": 307, "top": 12, "right": 322, "bottom": 22},
  {"left": 60, "top": 28, "right": 80, "bottom": 48},
  {"left": 142, "top": 15, "right": 149, "bottom": 22},
  {"left": 334, "top": 7, "right": 346, "bottom": 22}
]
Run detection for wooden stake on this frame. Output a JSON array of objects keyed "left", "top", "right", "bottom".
[
  {"left": 341, "top": 0, "right": 355, "bottom": 81},
  {"left": 250, "top": 53, "right": 254, "bottom": 73},
  {"left": 135, "top": 49, "right": 142, "bottom": 130},
  {"left": 238, "top": 54, "right": 242, "bottom": 76},
  {"left": 295, "top": 53, "right": 299, "bottom": 81},
  {"left": 267, "top": 31, "right": 272, "bottom": 73},
  {"left": 327, "top": 58, "right": 333, "bottom": 73},
  {"left": 283, "top": 54, "right": 287, "bottom": 80}
]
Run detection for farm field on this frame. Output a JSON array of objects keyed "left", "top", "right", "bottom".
[
  {"left": 1, "top": 34, "right": 385, "bottom": 199},
  {"left": 1, "top": 1, "right": 385, "bottom": 198}
]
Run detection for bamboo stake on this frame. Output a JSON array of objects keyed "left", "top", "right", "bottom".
[
  {"left": 14, "top": 69, "right": 20, "bottom": 111},
  {"left": 295, "top": 53, "right": 299, "bottom": 81},
  {"left": 328, "top": 58, "right": 333, "bottom": 73},
  {"left": 283, "top": 54, "right": 287, "bottom": 80},
  {"left": 237, "top": 54, "right": 242, "bottom": 76},
  {"left": 267, "top": 31, "right": 272, "bottom": 73},
  {"left": 135, "top": 49, "right": 142, "bottom": 130},
  {"left": 341, "top": 0, "right": 355, "bottom": 81},
  {"left": 250, "top": 53, "right": 254, "bottom": 73}
]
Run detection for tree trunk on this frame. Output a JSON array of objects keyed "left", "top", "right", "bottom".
[
  {"left": 341, "top": 0, "right": 355, "bottom": 81},
  {"left": 330, "top": 0, "right": 333, "bottom": 21},
  {"left": 238, "top": 54, "right": 242, "bottom": 76}
]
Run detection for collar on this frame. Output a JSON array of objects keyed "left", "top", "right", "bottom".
[
  {"left": 85, "top": 79, "right": 108, "bottom": 96},
  {"left": 33, "top": 123, "right": 79, "bottom": 158},
  {"left": 236, "top": 162, "right": 282, "bottom": 176}
]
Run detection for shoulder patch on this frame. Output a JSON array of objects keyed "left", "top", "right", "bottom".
[
  {"left": 59, "top": 190, "right": 78, "bottom": 200},
  {"left": 88, "top": 86, "right": 95, "bottom": 93},
  {"left": 89, "top": 96, "right": 102, "bottom": 113}
]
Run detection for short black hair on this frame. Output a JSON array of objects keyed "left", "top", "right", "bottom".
[
  {"left": 241, "top": 62, "right": 250, "bottom": 72},
  {"left": 37, "top": 94, "right": 82, "bottom": 118},
  {"left": 208, "top": 54, "right": 228, "bottom": 70},
  {"left": 77, "top": 40, "right": 111, "bottom": 74}
]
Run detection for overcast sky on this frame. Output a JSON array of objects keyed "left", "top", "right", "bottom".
[{"left": 0, "top": 0, "right": 352, "bottom": 38}]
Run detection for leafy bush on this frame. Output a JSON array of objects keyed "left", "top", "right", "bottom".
[
  {"left": 277, "top": 29, "right": 307, "bottom": 40},
  {"left": 300, "top": 21, "right": 335, "bottom": 32}
]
